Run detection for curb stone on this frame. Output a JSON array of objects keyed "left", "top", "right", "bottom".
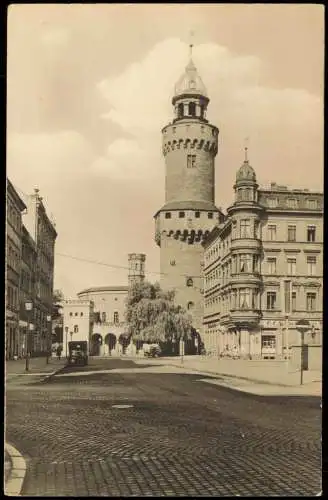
[{"left": 5, "top": 443, "right": 27, "bottom": 496}]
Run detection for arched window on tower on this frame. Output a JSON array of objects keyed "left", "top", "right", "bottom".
[
  {"left": 188, "top": 102, "right": 196, "bottom": 117},
  {"left": 200, "top": 105, "right": 205, "bottom": 118},
  {"left": 187, "top": 301, "right": 194, "bottom": 310},
  {"left": 177, "top": 103, "right": 184, "bottom": 118},
  {"left": 186, "top": 277, "right": 194, "bottom": 287}
]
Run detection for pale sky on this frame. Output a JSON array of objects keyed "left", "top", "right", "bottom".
[{"left": 7, "top": 4, "right": 324, "bottom": 298}]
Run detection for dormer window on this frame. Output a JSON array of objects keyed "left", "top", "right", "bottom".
[
  {"left": 186, "top": 277, "right": 193, "bottom": 287},
  {"left": 189, "top": 80, "right": 196, "bottom": 90}
]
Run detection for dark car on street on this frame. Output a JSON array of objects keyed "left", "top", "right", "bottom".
[{"left": 67, "top": 341, "right": 88, "bottom": 366}]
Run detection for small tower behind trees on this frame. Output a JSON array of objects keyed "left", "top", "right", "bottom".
[{"left": 128, "top": 253, "right": 146, "bottom": 286}]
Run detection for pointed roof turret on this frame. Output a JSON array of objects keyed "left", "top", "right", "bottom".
[{"left": 173, "top": 43, "right": 208, "bottom": 100}]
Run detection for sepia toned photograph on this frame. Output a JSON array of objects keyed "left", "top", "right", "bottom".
[{"left": 5, "top": 3, "right": 323, "bottom": 497}]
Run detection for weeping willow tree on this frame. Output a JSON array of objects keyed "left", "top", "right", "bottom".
[{"left": 125, "top": 281, "right": 193, "bottom": 344}]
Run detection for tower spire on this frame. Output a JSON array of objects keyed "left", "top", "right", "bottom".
[{"left": 244, "top": 137, "right": 249, "bottom": 163}]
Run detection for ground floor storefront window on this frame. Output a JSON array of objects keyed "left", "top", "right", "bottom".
[{"left": 261, "top": 334, "right": 276, "bottom": 359}]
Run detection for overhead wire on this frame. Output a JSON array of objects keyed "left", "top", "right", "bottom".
[{"left": 11, "top": 183, "right": 206, "bottom": 282}]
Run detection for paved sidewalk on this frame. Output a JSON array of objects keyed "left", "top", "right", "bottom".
[
  {"left": 132, "top": 356, "right": 322, "bottom": 397},
  {"left": 6, "top": 356, "right": 67, "bottom": 376}
]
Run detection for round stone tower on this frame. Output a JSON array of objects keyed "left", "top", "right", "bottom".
[
  {"left": 154, "top": 46, "right": 224, "bottom": 333},
  {"left": 128, "top": 253, "right": 146, "bottom": 286}
]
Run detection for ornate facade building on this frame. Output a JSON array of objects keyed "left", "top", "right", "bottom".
[
  {"left": 203, "top": 153, "right": 323, "bottom": 363},
  {"left": 22, "top": 188, "right": 57, "bottom": 356},
  {"left": 6, "top": 181, "right": 57, "bottom": 359},
  {"left": 154, "top": 47, "right": 224, "bottom": 333},
  {"left": 6, "top": 179, "right": 27, "bottom": 359}
]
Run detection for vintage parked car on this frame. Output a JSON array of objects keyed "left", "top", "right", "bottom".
[
  {"left": 143, "top": 343, "right": 162, "bottom": 358},
  {"left": 67, "top": 341, "right": 88, "bottom": 366}
]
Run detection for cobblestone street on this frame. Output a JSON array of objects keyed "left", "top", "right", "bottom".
[{"left": 6, "top": 358, "right": 321, "bottom": 496}]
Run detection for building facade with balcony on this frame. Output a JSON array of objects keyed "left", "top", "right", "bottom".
[
  {"left": 6, "top": 179, "right": 27, "bottom": 359},
  {"left": 203, "top": 154, "right": 323, "bottom": 361}
]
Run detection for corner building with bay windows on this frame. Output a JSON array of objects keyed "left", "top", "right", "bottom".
[{"left": 203, "top": 156, "right": 323, "bottom": 362}]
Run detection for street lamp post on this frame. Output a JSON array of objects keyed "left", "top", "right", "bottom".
[
  {"left": 25, "top": 301, "right": 33, "bottom": 372},
  {"left": 46, "top": 315, "right": 52, "bottom": 364},
  {"left": 65, "top": 326, "right": 69, "bottom": 359},
  {"left": 179, "top": 336, "right": 185, "bottom": 364},
  {"left": 296, "top": 319, "right": 311, "bottom": 386}
]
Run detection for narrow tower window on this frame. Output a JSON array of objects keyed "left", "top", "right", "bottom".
[
  {"left": 188, "top": 102, "right": 196, "bottom": 116},
  {"left": 165, "top": 212, "right": 171, "bottom": 219},
  {"left": 195, "top": 211, "right": 200, "bottom": 218},
  {"left": 186, "top": 277, "right": 193, "bottom": 287},
  {"left": 177, "top": 103, "right": 184, "bottom": 118},
  {"left": 179, "top": 211, "right": 185, "bottom": 218},
  {"left": 187, "top": 155, "right": 196, "bottom": 168}
]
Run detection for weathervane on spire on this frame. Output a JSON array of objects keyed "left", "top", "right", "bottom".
[{"left": 244, "top": 137, "right": 250, "bottom": 163}]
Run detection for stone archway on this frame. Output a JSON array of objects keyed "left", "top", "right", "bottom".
[
  {"left": 105, "top": 333, "right": 117, "bottom": 355},
  {"left": 91, "top": 333, "right": 103, "bottom": 356}
]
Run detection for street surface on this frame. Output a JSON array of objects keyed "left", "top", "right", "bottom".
[{"left": 6, "top": 357, "right": 321, "bottom": 496}]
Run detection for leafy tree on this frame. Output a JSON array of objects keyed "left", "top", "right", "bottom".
[
  {"left": 53, "top": 289, "right": 64, "bottom": 304},
  {"left": 125, "top": 281, "right": 193, "bottom": 344},
  {"left": 52, "top": 289, "right": 64, "bottom": 319}
]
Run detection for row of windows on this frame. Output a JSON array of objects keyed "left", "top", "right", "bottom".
[
  {"left": 7, "top": 246, "right": 19, "bottom": 272},
  {"left": 267, "top": 197, "right": 319, "bottom": 209},
  {"left": 205, "top": 252, "right": 319, "bottom": 288},
  {"left": 20, "top": 270, "right": 33, "bottom": 293},
  {"left": 206, "top": 222, "right": 319, "bottom": 266},
  {"left": 236, "top": 188, "right": 257, "bottom": 202},
  {"left": 69, "top": 311, "right": 84, "bottom": 317},
  {"left": 93, "top": 311, "right": 120, "bottom": 324},
  {"left": 266, "top": 255, "right": 318, "bottom": 276},
  {"left": 205, "top": 254, "right": 260, "bottom": 286},
  {"left": 7, "top": 285, "right": 19, "bottom": 310},
  {"left": 7, "top": 198, "right": 22, "bottom": 232},
  {"left": 266, "top": 291, "right": 317, "bottom": 311},
  {"left": 205, "top": 289, "right": 318, "bottom": 312},
  {"left": 176, "top": 102, "right": 206, "bottom": 119},
  {"left": 205, "top": 289, "right": 260, "bottom": 311},
  {"left": 206, "top": 238, "right": 232, "bottom": 262},
  {"left": 267, "top": 224, "right": 317, "bottom": 242},
  {"left": 165, "top": 211, "right": 214, "bottom": 220}
]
